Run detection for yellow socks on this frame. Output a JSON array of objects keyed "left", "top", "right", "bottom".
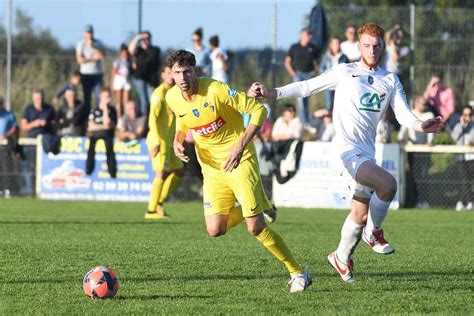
[
  {"left": 256, "top": 226, "right": 302, "bottom": 275},
  {"left": 226, "top": 206, "right": 245, "bottom": 230},
  {"left": 147, "top": 177, "right": 164, "bottom": 212},
  {"left": 159, "top": 173, "right": 182, "bottom": 204}
]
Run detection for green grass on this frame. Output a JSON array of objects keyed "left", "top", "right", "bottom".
[{"left": 0, "top": 199, "right": 472, "bottom": 314}]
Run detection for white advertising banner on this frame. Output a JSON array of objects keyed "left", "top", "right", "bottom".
[{"left": 273, "top": 142, "right": 403, "bottom": 209}]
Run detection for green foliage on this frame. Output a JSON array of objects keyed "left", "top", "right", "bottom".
[
  {"left": 0, "top": 199, "right": 472, "bottom": 314},
  {"left": 434, "top": 131, "right": 455, "bottom": 145}
]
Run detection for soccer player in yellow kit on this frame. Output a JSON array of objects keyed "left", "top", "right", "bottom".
[
  {"left": 166, "top": 50, "right": 311, "bottom": 293},
  {"left": 145, "top": 65, "right": 184, "bottom": 219}
]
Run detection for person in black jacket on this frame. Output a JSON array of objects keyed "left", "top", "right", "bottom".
[
  {"left": 128, "top": 31, "right": 161, "bottom": 118},
  {"left": 85, "top": 87, "right": 117, "bottom": 178},
  {"left": 55, "top": 88, "right": 87, "bottom": 136}
]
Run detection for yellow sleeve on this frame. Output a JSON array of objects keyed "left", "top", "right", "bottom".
[
  {"left": 147, "top": 90, "right": 161, "bottom": 146},
  {"left": 216, "top": 82, "right": 267, "bottom": 127}
]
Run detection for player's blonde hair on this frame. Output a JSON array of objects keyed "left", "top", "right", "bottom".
[{"left": 358, "top": 23, "right": 385, "bottom": 40}]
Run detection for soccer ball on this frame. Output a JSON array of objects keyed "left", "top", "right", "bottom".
[{"left": 83, "top": 266, "right": 119, "bottom": 299}]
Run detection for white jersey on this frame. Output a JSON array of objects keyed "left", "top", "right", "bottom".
[{"left": 275, "top": 62, "right": 418, "bottom": 159}]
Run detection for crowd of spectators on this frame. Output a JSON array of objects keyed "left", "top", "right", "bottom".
[{"left": 0, "top": 23, "right": 472, "bottom": 198}]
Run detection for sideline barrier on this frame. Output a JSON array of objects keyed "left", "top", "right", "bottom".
[
  {"left": 272, "top": 142, "right": 404, "bottom": 209},
  {"left": 37, "top": 137, "right": 154, "bottom": 201}
]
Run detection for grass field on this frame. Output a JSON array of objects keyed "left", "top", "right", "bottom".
[{"left": 0, "top": 199, "right": 472, "bottom": 314}]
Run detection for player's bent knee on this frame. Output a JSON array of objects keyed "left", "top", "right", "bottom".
[
  {"left": 206, "top": 226, "right": 227, "bottom": 237},
  {"left": 380, "top": 177, "right": 397, "bottom": 201}
]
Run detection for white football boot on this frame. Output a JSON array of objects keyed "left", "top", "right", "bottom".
[
  {"left": 362, "top": 228, "right": 395, "bottom": 254},
  {"left": 327, "top": 251, "right": 355, "bottom": 284},
  {"left": 288, "top": 268, "right": 312, "bottom": 293}
]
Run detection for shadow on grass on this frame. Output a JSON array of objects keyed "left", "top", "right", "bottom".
[
  {"left": 0, "top": 221, "right": 193, "bottom": 225},
  {"left": 115, "top": 294, "right": 214, "bottom": 301},
  {"left": 124, "top": 273, "right": 291, "bottom": 283},
  {"left": 358, "top": 270, "right": 472, "bottom": 279},
  {"left": 0, "top": 278, "right": 71, "bottom": 285}
]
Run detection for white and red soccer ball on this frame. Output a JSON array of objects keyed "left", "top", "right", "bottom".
[{"left": 83, "top": 266, "right": 119, "bottom": 299}]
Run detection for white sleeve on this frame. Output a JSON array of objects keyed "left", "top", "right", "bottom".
[
  {"left": 275, "top": 65, "right": 341, "bottom": 100},
  {"left": 390, "top": 77, "right": 419, "bottom": 128}
]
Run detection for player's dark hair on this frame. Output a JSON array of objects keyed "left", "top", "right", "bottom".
[
  {"left": 166, "top": 50, "right": 196, "bottom": 68},
  {"left": 209, "top": 35, "right": 219, "bottom": 48},
  {"left": 463, "top": 105, "right": 473, "bottom": 114},
  {"left": 193, "top": 27, "right": 203, "bottom": 39}
]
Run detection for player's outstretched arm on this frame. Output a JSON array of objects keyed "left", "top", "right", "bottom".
[
  {"left": 247, "top": 82, "right": 277, "bottom": 99},
  {"left": 413, "top": 116, "right": 445, "bottom": 134},
  {"left": 173, "top": 130, "right": 190, "bottom": 162}
]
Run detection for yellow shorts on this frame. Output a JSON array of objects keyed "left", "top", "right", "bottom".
[
  {"left": 151, "top": 151, "right": 183, "bottom": 172},
  {"left": 147, "top": 137, "right": 183, "bottom": 172},
  {"left": 203, "top": 156, "right": 271, "bottom": 218}
]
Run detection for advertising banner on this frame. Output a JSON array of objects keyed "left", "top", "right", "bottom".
[
  {"left": 273, "top": 142, "right": 403, "bottom": 209},
  {"left": 38, "top": 137, "right": 153, "bottom": 201}
]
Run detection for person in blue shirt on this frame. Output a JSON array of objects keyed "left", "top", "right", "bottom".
[{"left": 0, "top": 96, "right": 18, "bottom": 142}]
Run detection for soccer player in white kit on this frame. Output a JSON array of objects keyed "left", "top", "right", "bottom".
[{"left": 248, "top": 23, "right": 445, "bottom": 284}]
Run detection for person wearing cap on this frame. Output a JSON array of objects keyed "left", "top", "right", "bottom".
[
  {"left": 76, "top": 24, "right": 105, "bottom": 114},
  {"left": 285, "top": 27, "right": 320, "bottom": 132}
]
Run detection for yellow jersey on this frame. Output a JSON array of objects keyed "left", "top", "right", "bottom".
[
  {"left": 166, "top": 78, "right": 267, "bottom": 172},
  {"left": 147, "top": 83, "right": 175, "bottom": 151}
]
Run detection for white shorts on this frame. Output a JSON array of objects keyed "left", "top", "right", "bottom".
[
  {"left": 113, "top": 75, "right": 131, "bottom": 91},
  {"left": 339, "top": 150, "right": 375, "bottom": 199}
]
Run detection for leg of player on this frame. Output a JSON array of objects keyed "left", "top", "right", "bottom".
[
  {"left": 146, "top": 170, "right": 166, "bottom": 219},
  {"left": 328, "top": 197, "right": 368, "bottom": 284},
  {"left": 245, "top": 214, "right": 312, "bottom": 293},
  {"left": 158, "top": 168, "right": 184, "bottom": 206},
  {"left": 356, "top": 161, "right": 397, "bottom": 254}
]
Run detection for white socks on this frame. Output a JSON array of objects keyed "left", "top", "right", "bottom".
[
  {"left": 366, "top": 193, "right": 391, "bottom": 232},
  {"left": 336, "top": 216, "right": 364, "bottom": 263}
]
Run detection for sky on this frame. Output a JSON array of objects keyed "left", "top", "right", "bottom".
[{"left": 0, "top": 0, "right": 316, "bottom": 50}]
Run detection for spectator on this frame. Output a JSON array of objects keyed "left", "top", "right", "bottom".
[
  {"left": 375, "top": 111, "right": 393, "bottom": 144},
  {"left": 450, "top": 106, "right": 473, "bottom": 211},
  {"left": 85, "top": 87, "right": 117, "bottom": 178},
  {"left": 382, "top": 24, "right": 410, "bottom": 75},
  {"left": 0, "top": 96, "right": 18, "bottom": 143},
  {"left": 52, "top": 70, "right": 81, "bottom": 105},
  {"left": 190, "top": 27, "right": 211, "bottom": 76},
  {"left": 0, "top": 96, "right": 21, "bottom": 196},
  {"left": 116, "top": 100, "right": 145, "bottom": 143},
  {"left": 285, "top": 27, "right": 319, "bottom": 131},
  {"left": 209, "top": 35, "right": 229, "bottom": 83},
  {"left": 319, "top": 36, "right": 349, "bottom": 111},
  {"left": 313, "top": 109, "right": 335, "bottom": 142},
  {"left": 340, "top": 25, "right": 360, "bottom": 62},
  {"left": 272, "top": 104, "right": 303, "bottom": 141},
  {"left": 20, "top": 89, "right": 55, "bottom": 138},
  {"left": 129, "top": 31, "right": 161, "bottom": 117},
  {"left": 423, "top": 75, "right": 455, "bottom": 125},
  {"left": 55, "top": 88, "right": 87, "bottom": 137},
  {"left": 111, "top": 43, "right": 132, "bottom": 117},
  {"left": 76, "top": 24, "right": 105, "bottom": 114},
  {"left": 398, "top": 96, "right": 435, "bottom": 208},
  {"left": 398, "top": 96, "right": 435, "bottom": 146}
]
